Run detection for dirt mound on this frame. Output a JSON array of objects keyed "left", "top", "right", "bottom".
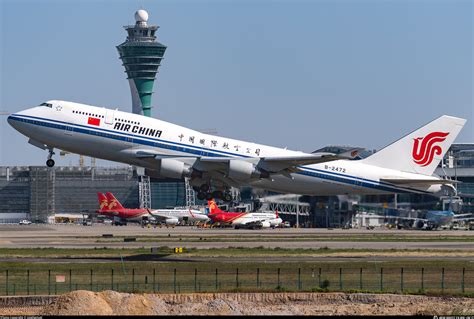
[
  {"left": 41, "top": 291, "right": 113, "bottom": 315},
  {"left": 37, "top": 291, "right": 474, "bottom": 316}
]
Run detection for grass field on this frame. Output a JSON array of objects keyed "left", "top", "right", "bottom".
[
  {"left": 92, "top": 233, "right": 474, "bottom": 243},
  {"left": 0, "top": 247, "right": 473, "bottom": 258},
  {"left": 0, "top": 247, "right": 472, "bottom": 296}
]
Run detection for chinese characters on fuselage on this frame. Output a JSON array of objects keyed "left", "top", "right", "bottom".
[
  {"left": 113, "top": 122, "right": 162, "bottom": 138},
  {"left": 178, "top": 133, "right": 260, "bottom": 156}
]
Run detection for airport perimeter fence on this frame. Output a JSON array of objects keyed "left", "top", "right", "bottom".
[{"left": 0, "top": 266, "right": 473, "bottom": 296}]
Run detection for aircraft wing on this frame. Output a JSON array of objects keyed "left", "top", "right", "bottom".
[
  {"left": 133, "top": 150, "right": 196, "bottom": 159},
  {"left": 127, "top": 147, "right": 360, "bottom": 183},
  {"left": 453, "top": 214, "right": 474, "bottom": 221},
  {"left": 258, "top": 154, "right": 346, "bottom": 169},
  {"left": 453, "top": 213, "right": 474, "bottom": 218},
  {"left": 200, "top": 149, "right": 361, "bottom": 174},
  {"left": 454, "top": 217, "right": 474, "bottom": 221},
  {"left": 238, "top": 219, "right": 269, "bottom": 228},
  {"left": 385, "top": 216, "right": 427, "bottom": 222},
  {"left": 380, "top": 178, "right": 460, "bottom": 186}
]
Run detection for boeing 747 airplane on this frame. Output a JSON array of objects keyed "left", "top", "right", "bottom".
[{"left": 7, "top": 100, "right": 466, "bottom": 201}]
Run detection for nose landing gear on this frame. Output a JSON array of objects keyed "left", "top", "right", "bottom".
[{"left": 46, "top": 148, "right": 55, "bottom": 167}]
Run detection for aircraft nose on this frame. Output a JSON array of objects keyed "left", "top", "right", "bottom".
[
  {"left": 7, "top": 107, "right": 36, "bottom": 133},
  {"left": 7, "top": 115, "right": 18, "bottom": 129}
]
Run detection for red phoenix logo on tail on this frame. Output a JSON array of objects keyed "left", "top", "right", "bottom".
[{"left": 412, "top": 132, "right": 449, "bottom": 167}]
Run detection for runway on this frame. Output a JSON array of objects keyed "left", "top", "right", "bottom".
[{"left": 0, "top": 224, "right": 473, "bottom": 250}]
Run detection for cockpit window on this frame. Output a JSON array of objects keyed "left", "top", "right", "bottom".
[{"left": 40, "top": 102, "right": 53, "bottom": 108}]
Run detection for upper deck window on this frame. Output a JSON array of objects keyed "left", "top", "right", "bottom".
[{"left": 40, "top": 102, "right": 53, "bottom": 108}]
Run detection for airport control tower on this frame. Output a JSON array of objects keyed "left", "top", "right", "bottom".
[{"left": 117, "top": 10, "right": 167, "bottom": 117}]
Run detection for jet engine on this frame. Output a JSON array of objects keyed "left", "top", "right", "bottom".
[
  {"left": 153, "top": 159, "right": 191, "bottom": 179},
  {"left": 227, "top": 160, "right": 266, "bottom": 180},
  {"left": 260, "top": 221, "right": 271, "bottom": 228},
  {"left": 415, "top": 220, "right": 425, "bottom": 229},
  {"left": 165, "top": 218, "right": 179, "bottom": 225},
  {"left": 270, "top": 218, "right": 283, "bottom": 227}
]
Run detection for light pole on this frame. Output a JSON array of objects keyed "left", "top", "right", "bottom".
[{"left": 296, "top": 195, "right": 299, "bottom": 228}]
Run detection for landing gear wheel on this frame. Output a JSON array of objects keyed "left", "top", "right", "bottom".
[
  {"left": 197, "top": 192, "right": 207, "bottom": 200},
  {"left": 200, "top": 184, "right": 210, "bottom": 192},
  {"left": 46, "top": 148, "right": 55, "bottom": 168},
  {"left": 212, "top": 190, "right": 223, "bottom": 199},
  {"left": 46, "top": 159, "right": 55, "bottom": 168},
  {"left": 223, "top": 193, "right": 233, "bottom": 202}
]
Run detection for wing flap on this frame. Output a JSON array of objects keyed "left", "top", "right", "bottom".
[{"left": 259, "top": 149, "right": 361, "bottom": 173}]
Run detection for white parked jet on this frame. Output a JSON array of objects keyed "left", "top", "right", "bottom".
[{"left": 8, "top": 101, "right": 466, "bottom": 201}]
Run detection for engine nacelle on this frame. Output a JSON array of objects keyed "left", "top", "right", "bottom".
[
  {"left": 228, "top": 160, "right": 261, "bottom": 180},
  {"left": 415, "top": 220, "right": 425, "bottom": 229},
  {"left": 165, "top": 218, "right": 179, "bottom": 225},
  {"left": 157, "top": 159, "right": 190, "bottom": 179},
  {"left": 270, "top": 218, "right": 283, "bottom": 227},
  {"left": 260, "top": 221, "right": 271, "bottom": 228}
]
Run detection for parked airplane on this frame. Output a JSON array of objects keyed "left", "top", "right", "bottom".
[
  {"left": 96, "top": 192, "right": 209, "bottom": 225},
  {"left": 8, "top": 101, "right": 466, "bottom": 201},
  {"left": 207, "top": 199, "right": 283, "bottom": 229},
  {"left": 386, "top": 210, "right": 474, "bottom": 230},
  {"left": 96, "top": 192, "right": 150, "bottom": 225}
]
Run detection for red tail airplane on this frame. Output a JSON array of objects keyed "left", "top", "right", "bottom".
[
  {"left": 207, "top": 199, "right": 283, "bottom": 229},
  {"left": 96, "top": 192, "right": 209, "bottom": 225},
  {"left": 96, "top": 192, "right": 150, "bottom": 224}
]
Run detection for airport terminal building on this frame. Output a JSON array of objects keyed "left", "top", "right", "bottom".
[{"left": 0, "top": 166, "right": 186, "bottom": 223}]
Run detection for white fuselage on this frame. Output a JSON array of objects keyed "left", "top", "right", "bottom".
[
  {"left": 231, "top": 213, "right": 283, "bottom": 227},
  {"left": 149, "top": 209, "right": 210, "bottom": 223},
  {"left": 8, "top": 101, "right": 443, "bottom": 196},
  {"left": 99, "top": 208, "right": 209, "bottom": 224}
]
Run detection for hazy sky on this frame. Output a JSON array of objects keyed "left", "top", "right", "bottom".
[{"left": 0, "top": 0, "right": 472, "bottom": 167}]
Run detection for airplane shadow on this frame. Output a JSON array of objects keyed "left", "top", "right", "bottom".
[{"left": 67, "top": 254, "right": 200, "bottom": 263}]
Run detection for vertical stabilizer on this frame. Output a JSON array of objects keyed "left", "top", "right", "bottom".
[
  {"left": 362, "top": 115, "right": 466, "bottom": 175},
  {"left": 207, "top": 199, "right": 223, "bottom": 214},
  {"left": 97, "top": 193, "right": 108, "bottom": 210},
  {"left": 105, "top": 192, "right": 125, "bottom": 210}
]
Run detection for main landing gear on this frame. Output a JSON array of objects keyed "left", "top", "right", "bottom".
[
  {"left": 195, "top": 184, "right": 233, "bottom": 202},
  {"left": 46, "top": 148, "right": 55, "bottom": 168}
]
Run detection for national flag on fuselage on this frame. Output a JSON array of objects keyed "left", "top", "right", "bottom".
[{"left": 88, "top": 117, "right": 100, "bottom": 126}]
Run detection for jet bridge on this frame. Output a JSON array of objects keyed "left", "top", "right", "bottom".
[{"left": 258, "top": 195, "right": 310, "bottom": 216}]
